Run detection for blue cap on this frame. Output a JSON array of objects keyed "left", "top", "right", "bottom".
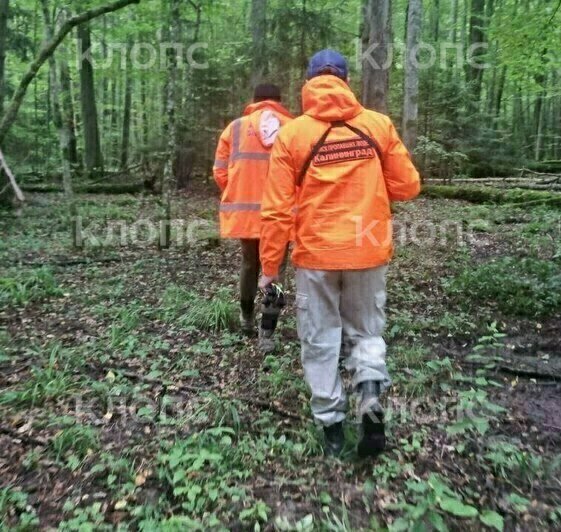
[{"left": 306, "top": 49, "right": 348, "bottom": 80}]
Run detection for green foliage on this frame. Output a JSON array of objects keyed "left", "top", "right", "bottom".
[
  {"left": 0, "top": 487, "right": 39, "bottom": 530},
  {"left": 158, "top": 427, "right": 250, "bottom": 519},
  {"left": 423, "top": 185, "right": 561, "bottom": 210},
  {"left": 0, "top": 267, "right": 63, "bottom": 307},
  {"left": 446, "top": 389, "right": 506, "bottom": 437},
  {"left": 59, "top": 502, "right": 112, "bottom": 532},
  {"left": 414, "top": 136, "right": 468, "bottom": 180},
  {"left": 51, "top": 422, "right": 100, "bottom": 470},
  {"left": 0, "top": 345, "right": 77, "bottom": 406},
  {"left": 387, "top": 473, "right": 503, "bottom": 531},
  {"left": 446, "top": 257, "right": 561, "bottom": 317},
  {"left": 161, "top": 285, "right": 237, "bottom": 333}
]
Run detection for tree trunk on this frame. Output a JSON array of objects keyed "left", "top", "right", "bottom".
[
  {"left": 40, "top": 1, "right": 82, "bottom": 244},
  {"left": 249, "top": 0, "right": 267, "bottom": 89},
  {"left": 0, "top": 0, "right": 140, "bottom": 148},
  {"left": 140, "top": 77, "right": 149, "bottom": 149},
  {"left": 430, "top": 0, "right": 439, "bottom": 41},
  {"left": 161, "top": 0, "right": 180, "bottom": 248},
  {"left": 362, "top": 0, "right": 392, "bottom": 113},
  {"left": 0, "top": 0, "right": 8, "bottom": 113},
  {"left": 449, "top": 0, "right": 458, "bottom": 43},
  {"left": 58, "top": 28, "right": 80, "bottom": 169},
  {"left": 77, "top": 23, "right": 103, "bottom": 175},
  {"left": 0, "top": 148, "right": 24, "bottom": 203},
  {"left": 466, "top": 0, "right": 485, "bottom": 107},
  {"left": 40, "top": 0, "right": 73, "bottom": 196},
  {"left": 402, "top": 0, "right": 422, "bottom": 151},
  {"left": 120, "top": 41, "right": 132, "bottom": 170}
]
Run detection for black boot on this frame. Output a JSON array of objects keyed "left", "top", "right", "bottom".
[
  {"left": 323, "top": 421, "right": 345, "bottom": 457},
  {"left": 357, "top": 381, "right": 385, "bottom": 458}
]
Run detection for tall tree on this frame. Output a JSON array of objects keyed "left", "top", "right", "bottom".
[
  {"left": 0, "top": 0, "right": 8, "bottom": 113},
  {"left": 40, "top": 0, "right": 73, "bottom": 196},
  {"left": 362, "top": 0, "right": 392, "bottom": 113},
  {"left": 77, "top": 23, "right": 103, "bottom": 175},
  {"left": 161, "top": 0, "right": 180, "bottom": 248},
  {"left": 250, "top": 0, "right": 267, "bottom": 88},
  {"left": 0, "top": 0, "right": 140, "bottom": 147},
  {"left": 402, "top": 0, "right": 422, "bottom": 151},
  {"left": 466, "top": 0, "right": 486, "bottom": 106},
  {"left": 120, "top": 40, "right": 133, "bottom": 169},
  {"left": 58, "top": 9, "right": 80, "bottom": 169}
]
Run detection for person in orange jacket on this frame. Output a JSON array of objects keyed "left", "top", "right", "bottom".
[
  {"left": 213, "top": 84, "right": 293, "bottom": 352},
  {"left": 258, "top": 50, "right": 420, "bottom": 457}
]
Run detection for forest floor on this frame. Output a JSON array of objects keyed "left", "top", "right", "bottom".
[{"left": 1, "top": 185, "right": 560, "bottom": 531}]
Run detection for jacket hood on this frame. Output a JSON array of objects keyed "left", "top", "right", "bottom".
[
  {"left": 243, "top": 100, "right": 292, "bottom": 118},
  {"left": 302, "top": 75, "right": 363, "bottom": 122},
  {"left": 243, "top": 100, "right": 292, "bottom": 149}
]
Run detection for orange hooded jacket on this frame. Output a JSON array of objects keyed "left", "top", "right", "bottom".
[
  {"left": 260, "top": 75, "right": 420, "bottom": 276},
  {"left": 213, "top": 100, "right": 293, "bottom": 239}
]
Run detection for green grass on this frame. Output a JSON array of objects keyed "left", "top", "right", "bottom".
[
  {"left": 446, "top": 256, "right": 561, "bottom": 317},
  {"left": 0, "top": 487, "right": 39, "bottom": 529},
  {"left": 161, "top": 285, "right": 238, "bottom": 333},
  {"left": 423, "top": 184, "right": 561, "bottom": 209},
  {"left": 0, "top": 267, "right": 63, "bottom": 307},
  {"left": 0, "top": 345, "right": 78, "bottom": 407},
  {"left": 51, "top": 421, "right": 101, "bottom": 470}
]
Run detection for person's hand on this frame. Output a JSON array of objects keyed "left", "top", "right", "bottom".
[{"left": 259, "top": 274, "right": 278, "bottom": 290}]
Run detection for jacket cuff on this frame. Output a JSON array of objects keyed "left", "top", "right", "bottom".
[{"left": 262, "top": 263, "right": 280, "bottom": 278}]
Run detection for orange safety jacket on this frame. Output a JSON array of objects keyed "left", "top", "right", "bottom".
[
  {"left": 213, "top": 100, "right": 293, "bottom": 239},
  {"left": 260, "top": 75, "right": 421, "bottom": 276}
]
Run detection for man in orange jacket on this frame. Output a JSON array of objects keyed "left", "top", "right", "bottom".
[
  {"left": 259, "top": 50, "right": 420, "bottom": 457},
  {"left": 213, "top": 84, "right": 293, "bottom": 352}
]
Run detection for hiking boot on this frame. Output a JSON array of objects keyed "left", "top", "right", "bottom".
[
  {"left": 323, "top": 421, "right": 345, "bottom": 457},
  {"left": 357, "top": 381, "right": 385, "bottom": 458},
  {"left": 258, "top": 328, "right": 275, "bottom": 353},
  {"left": 240, "top": 312, "right": 256, "bottom": 337}
]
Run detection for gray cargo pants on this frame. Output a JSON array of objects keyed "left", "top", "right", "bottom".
[{"left": 295, "top": 265, "right": 391, "bottom": 427}]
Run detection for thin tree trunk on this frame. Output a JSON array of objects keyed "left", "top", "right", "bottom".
[
  {"left": 140, "top": 76, "right": 149, "bottom": 149},
  {"left": 0, "top": 148, "right": 24, "bottom": 202},
  {"left": 40, "top": 0, "right": 73, "bottom": 196},
  {"left": 449, "top": 0, "right": 458, "bottom": 43},
  {"left": 120, "top": 40, "right": 132, "bottom": 170},
  {"left": 466, "top": 0, "right": 485, "bottom": 107},
  {"left": 402, "top": 0, "right": 422, "bottom": 151},
  {"left": 0, "top": 0, "right": 9, "bottom": 113},
  {"left": 250, "top": 0, "right": 267, "bottom": 89},
  {"left": 161, "top": 0, "right": 180, "bottom": 248},
  {"left": 40, "top": 1, "right": 82, "bottom": 245},
  {"left": 535, "top": 89, "right": 545, "bottom": 162},
  {"left": 362, "top": 0, "right": 392, "bottom": 113},
  {"left": 430, "top": 0, "right": 439, "bottom": 41},
  {"left": 494, "top": 65, "right": 506, "bottom": 120},
  {"left": 77, "top": 23, "right": 103, "bottom": 175},
  {"left": 58, "top": 29, "right": 79, "bottom": 169},
  {"left": 0, "top": 0, "right": 140, "bottom": 147}
]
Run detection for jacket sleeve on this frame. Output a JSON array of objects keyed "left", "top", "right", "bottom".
[
  {"left": 213, "top": 124, "right": 231, "bottom": 192},
  {"left": 260, "top": 132, "right": 296, "bottom": 277},
  {"left": 382, "top": 120, "right": 421, "bottom": 201}
]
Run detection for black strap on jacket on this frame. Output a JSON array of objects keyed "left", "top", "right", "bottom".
[{"left": 296, "top": 121, "right": 383, "bottom": 187}]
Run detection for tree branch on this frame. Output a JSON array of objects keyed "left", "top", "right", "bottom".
[
  {"left": 0, "top": 147, "right": 24, "bottom": 202},
  {"left": 0, "top": 0, "right": 140, "bottom": 146}
]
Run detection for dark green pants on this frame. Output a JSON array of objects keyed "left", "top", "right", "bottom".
[{"left": 240, "top": 239, "right": 288, "bottom": 318}]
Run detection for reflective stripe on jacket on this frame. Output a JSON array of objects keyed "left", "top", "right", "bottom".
[
  {"left": 213, "top": 100, "right": 293, "bottom": 239},
  {"left": 260, "top": 75, "right": 421, "bottom": 276}
]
